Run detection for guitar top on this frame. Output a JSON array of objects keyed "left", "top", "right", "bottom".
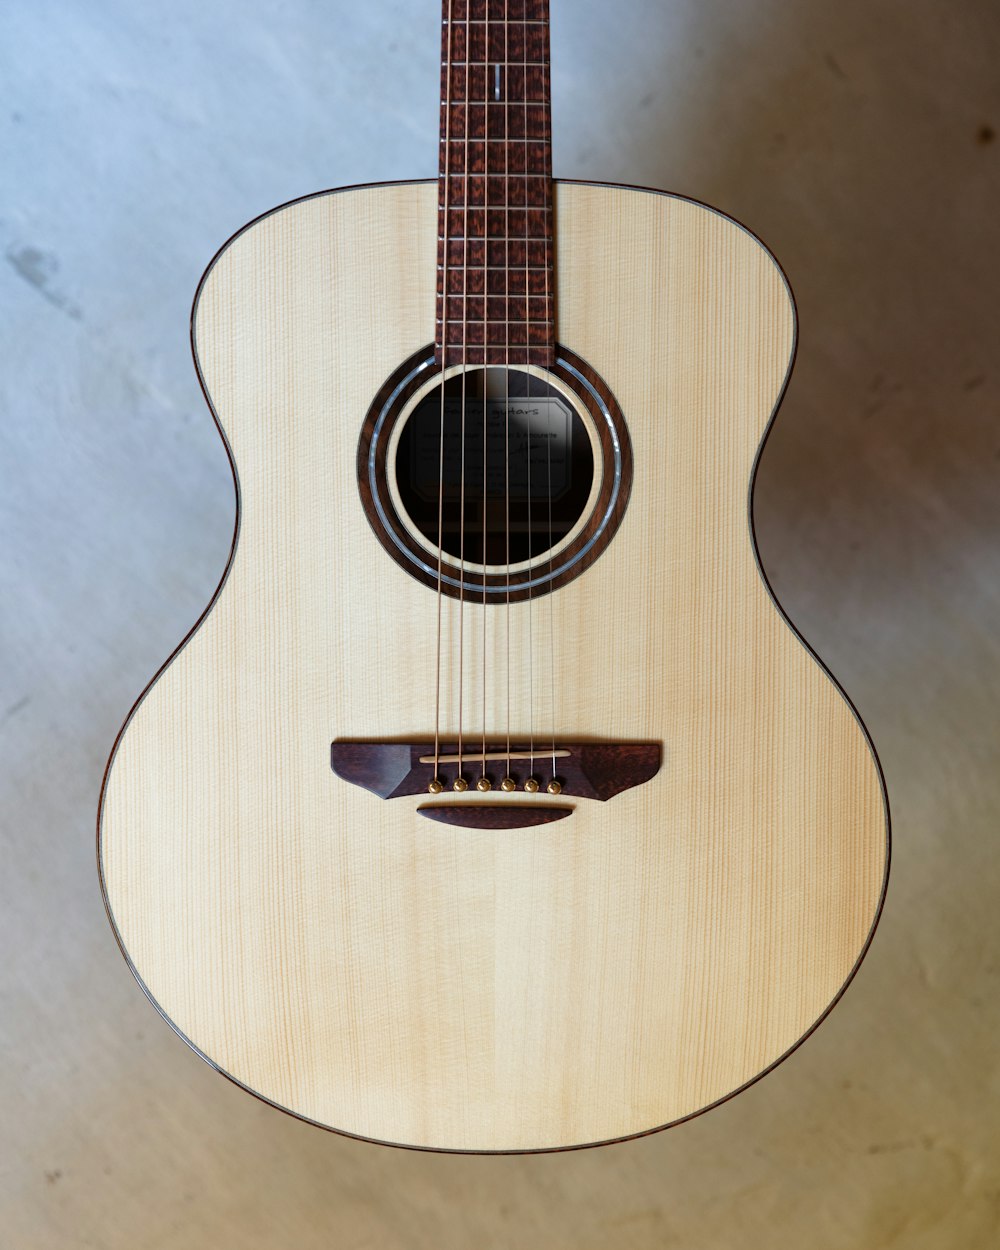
[{"left": 98, "top": 0, "right": 888, "bottom": 1152}]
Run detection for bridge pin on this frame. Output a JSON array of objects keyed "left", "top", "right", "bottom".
[
  {"left": 476, "top": 777, "right": 492, "bottom": 793},
  {"left": 524, "top": 777, "right": 540, "bottom": 794},
  {"left": 428, "top": 778, "right": 444, "bottom": 795},
  {"left": 453, "top": 777, "right": 469, "bottom": 793},
  {"left": 500, "top": 777, "right": 516, "bottom": 793},
  {"left": 547, "top": 780, "right": 563, "bottom": 795}
]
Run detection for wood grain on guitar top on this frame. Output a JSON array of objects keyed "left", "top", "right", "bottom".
[{"left": 98, "top": 181, "right": 888, "bottom": 1153}]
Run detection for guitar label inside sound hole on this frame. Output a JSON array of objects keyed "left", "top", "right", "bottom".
[{"left": 395, "top": 368, "right": 594, "bottom": 568}]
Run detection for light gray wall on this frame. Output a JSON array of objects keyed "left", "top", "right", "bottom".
[{"left": 3, "top": 1, "right": 999, "bottom": 1246}]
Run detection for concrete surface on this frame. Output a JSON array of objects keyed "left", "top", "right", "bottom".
[{"left": 2, "top": 0, "right": 999, "bottom": 1246}]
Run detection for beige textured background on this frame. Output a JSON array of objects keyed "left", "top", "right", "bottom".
[{"left": 1, "top": 0, "right": 997, "bottom": 1246}]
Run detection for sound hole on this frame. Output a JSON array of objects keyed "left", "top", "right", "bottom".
[
  {"left": 358, "top": 345, "right": 631, "bottom": 605},
  {"left": 395, "top": 368, "right": 594, "bottom": 567}
]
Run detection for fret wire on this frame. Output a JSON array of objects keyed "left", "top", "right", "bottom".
[
  {"left": 439, "top": 300, "right": 553, "bottom": 308},
  {"left": 440, "top": 222, "right": 552, "bottom": 234},
  {"left": 440, "top": 92, "right": 549, "bottom": 97},
  {"left": 441, "top": 77, "right": 549, "bottom": 83},
  {"left": 439, "top": 63, "right": 549, "bottom": 69}
]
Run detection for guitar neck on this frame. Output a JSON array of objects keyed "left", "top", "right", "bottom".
[{"left": 437, "top": 0, "right": 555, "bottom": 367}]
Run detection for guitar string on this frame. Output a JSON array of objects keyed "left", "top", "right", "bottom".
[
  {"left": 457, "top": 0, "right": 471, "bottom": 788},
  {"left": 542, "top": 11, "right": 557, "bottom": 784},
  {"left": 480, "top": 0, "right": 490, "bottom": 786},
  {"left": 434, "top": 0, "right": 455, "bottom": 787},
  {"left": 504, "top": 7, "right": 512, "bottom": 785},
  {"left": 524, "top": 0, "right": 536, "bottom": 782}
]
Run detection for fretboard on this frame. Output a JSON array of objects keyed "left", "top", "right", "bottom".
[{"left": 437, "top": 0, "right": 554, "bottom": 367}]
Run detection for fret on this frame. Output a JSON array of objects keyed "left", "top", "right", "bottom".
[
  {"left": 442, "top": 65, "right": 550, "bottom": 100},
  {"left": 440, "top": 222, "right": 554, "bottom": 230},
  {"left": 440, "top": 64, "right": 549, "bottom": 71},
  {"left": 438, "top": 239, "right": 553, "bottom": 270},
  {"left": 441, "top": 140, "right": 550, "bottom": 175},
  {"left": 443, "top": 0, "right": 549, "bottom": 18},
  {"left": 442, "top": 294, "right": 552, "bottom": 317},
  {"left": 440, "top": 297, "right": 555, "bottom": 310},
  {"left": 440, "top": 136, "right": 550, "bottom": 144},
  {"left": 440, "top": 238, "right": 550, "bottom": 245},
  {"left": 440, "top": 219, "right": 553, "bottom": 226},
  {"left": 439, "top": 269, "right": 552, "bottom": 297},
  {"left": 440, "top": 322, "right": 553, "bottom": 347},
  {"left": 439, "top": 98, "right": 550, "bottom": 112},
  {"left": 439, "top": 119, "right": 552, "bottom": 136},
  {"left": 443, "top": 25, "right": 550, "bottom": 63},
  {"left": 441, "top": 319, "right": 556, "bottom": 331},
  {"left": 439, "top": 350, "right": 555, "bottom": 367},
  {"left": 443, "top": 20, "right": 549, "bottom": 27},
  {"left": 442, "top": 81, "right": 551, "bottom": 102},
  {"left": 439, "top": 239, "right": 552, "bottom": 262},
  {"left": 441, "top": 208, "right": 552, "bottom": 241},
  {"left": 441, "top": 177, "right": 550, "bottom": 198}
]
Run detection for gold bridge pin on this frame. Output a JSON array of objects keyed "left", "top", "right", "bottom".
[
  {"left": 476, "top": 777, "right": 492, "bottom": 793},
  {"left": 453, "top": 777, "right": 469, "bottom": 793},
  {"left": 500, "top": 777, "right": 516, "bottom": 793},
  {"left": 524, "top": 777, "right": 540, "bottom": 794},
  {"left": 547, "top": 780, "right": 563, "bottom": 795},
  {"left": 428, "top": 778, "right": 443, "bottom": 795}
]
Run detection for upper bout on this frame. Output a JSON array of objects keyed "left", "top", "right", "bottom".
[{"left": 553, "top": 181, "right": 795, "bottom": 462}]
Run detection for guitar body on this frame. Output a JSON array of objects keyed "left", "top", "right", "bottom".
[{"left": 99, "top": 181, "right": 888, "bottom": 1152}]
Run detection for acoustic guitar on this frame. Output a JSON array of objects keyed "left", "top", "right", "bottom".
[{"left": 99, "top": 0, "right": 889, "bottom": 1152}]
